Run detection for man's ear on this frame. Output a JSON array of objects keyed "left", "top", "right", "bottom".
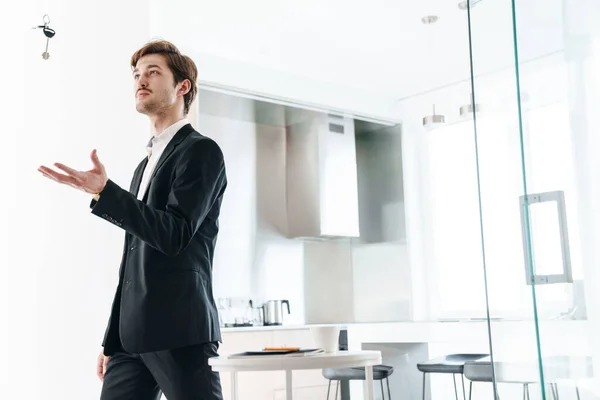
[{"left": 178, "top": 79, "right": 191, "bottom": 96}]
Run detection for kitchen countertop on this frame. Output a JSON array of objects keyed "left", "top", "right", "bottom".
[{"left": 221, "top": 319, "right": 588, "bottom": 337}]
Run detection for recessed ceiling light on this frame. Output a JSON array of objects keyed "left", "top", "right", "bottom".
[{"left": 421, "top": 15, "right": 439, "bottom": 24}]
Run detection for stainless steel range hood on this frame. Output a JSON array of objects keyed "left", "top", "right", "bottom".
[
  {"left": 286, "top": 113, "right": 359, "bottom": 238},
  {"left": 194, "top": 86, "right": 362, "bottom": 239}
]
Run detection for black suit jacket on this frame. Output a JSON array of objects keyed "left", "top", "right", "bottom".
[{"left": 90, "top": 124, "right": 227, "bottom": 355}]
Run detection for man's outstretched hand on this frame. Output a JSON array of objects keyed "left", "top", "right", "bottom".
[{"left": 38, "top": 149, "right": 108, "bottom": 195}]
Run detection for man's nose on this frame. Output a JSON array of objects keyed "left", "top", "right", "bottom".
[{"left": 137, "top": 77, "right": 149, "bottom": 89}]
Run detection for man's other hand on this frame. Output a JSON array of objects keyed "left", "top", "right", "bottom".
[
  {"left": 38, "top": 149, "right": 108, "bottom": 195},
  {"left": 97, "top": 351, "right": 110, "bottom": 381}
]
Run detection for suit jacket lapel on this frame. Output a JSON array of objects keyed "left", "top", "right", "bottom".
[
  {"left": 130, "top": 158, "right": 148, "bottom": 195},
  {"left": 141, "top": 124, "right": 194, "bottom": 201},
  {"left": 124, "top": 158, "right": 148, "bottom": 243}
]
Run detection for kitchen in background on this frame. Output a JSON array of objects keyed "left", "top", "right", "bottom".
[{"left": 192, "top": 86, "right": 409, "bottom": 329}]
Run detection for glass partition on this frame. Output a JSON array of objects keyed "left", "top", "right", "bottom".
[{"left": 467, "top": 0, "right": 600, "bottom": 397}]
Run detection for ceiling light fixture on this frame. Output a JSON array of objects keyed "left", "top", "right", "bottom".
[
  {"left": 459, "top": 94, "right": 481, "bottom": 119},
  {"left": 458, "top": 0, "right": 484, "bottom": 10},
  {"left": 460, "top": 103, "right": 481, "bottom": 118},
  {"left": 421, "top": 15, "right": 439, "bottom": 24},
  {"left": 423, "top": 104, "right": 446, "bottom": 129}
]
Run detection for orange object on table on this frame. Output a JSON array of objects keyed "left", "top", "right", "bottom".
[{"left": 263, "top": 347, "right": 300, "bottom": 351}]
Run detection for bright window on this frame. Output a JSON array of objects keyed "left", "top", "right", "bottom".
[{"left": 423, "top": 102, "right": 580, "bottom": 319}]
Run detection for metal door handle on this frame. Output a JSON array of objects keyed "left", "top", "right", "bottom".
[{"left": 519, "top": 190, "right": 573, "bottom": 285}]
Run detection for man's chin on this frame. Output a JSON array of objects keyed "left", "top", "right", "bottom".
[{"left": 135, "top": 104, "right": 151, "bottom": 115}]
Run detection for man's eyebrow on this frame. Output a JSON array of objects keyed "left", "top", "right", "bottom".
[{"left": 132, "top": 65, "right": 163, "bottom": 74}]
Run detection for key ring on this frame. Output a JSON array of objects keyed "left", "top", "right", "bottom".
[{"left": 33, "top": 14, "right": 55, "bottom": 60}]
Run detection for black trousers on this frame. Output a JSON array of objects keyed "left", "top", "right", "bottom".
[{"left": 100, "top": 342, "right": 223, "bottom": 400}]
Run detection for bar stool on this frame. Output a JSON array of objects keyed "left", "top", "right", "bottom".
[
  {"left": 463, "top": 355, "right": 590, "bottom": 400},
  {"left": 322, "top": 365, "right": 394, "bottom": 399},
  {"left": 417, "top": 354, "right": 489, "bottom": 400},
  {"left": 463, "top": 359, "right": 537, "bottom": 400}
]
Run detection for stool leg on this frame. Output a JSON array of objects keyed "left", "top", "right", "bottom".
[
  {"left": 231, "top": 372, "right": 238, "bottom": 400},
  {"left": 575, "top": 385, "right": 581, "bottom": 400},
  {"left": 334, "top": 380, "right": 339, "bottom": 400},
  {"left": 453, "top": 374, "right": 459, "bottom": 400},
  {"left": 461, "top": 374, "right": 466, "bottom": 400},
  {"left": 468, "top": 381, "right": 473, "bottom": 400},
  {"left": 386, "top": 377, "right": 391, "bottom": 400},
  {"left": 549, "top": 382, "right": 559, "bottom": 400},
  {"left": 380, "top": 379, "right": 385, "bottom": 400},
  {"left": 326, "top": 380, "right": 331, "bottom": 400},
  {"left": 422, "top": 373, "right": 427, "bottom": 400}
]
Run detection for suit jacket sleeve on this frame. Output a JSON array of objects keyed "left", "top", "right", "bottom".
[{"left": 90, "top": 138, "right": 226, "bottom": 257}]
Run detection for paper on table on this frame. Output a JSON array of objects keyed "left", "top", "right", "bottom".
[{"left": 227, "top": 348, "right": 325, "bottom": 359}]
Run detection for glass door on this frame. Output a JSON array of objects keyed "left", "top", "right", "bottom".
[{"left": 467, "top": 0, "right": 600, "bottom": 398}]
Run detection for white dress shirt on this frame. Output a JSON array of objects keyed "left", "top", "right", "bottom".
[{"left": 137, "top": 118, "right": 190, "bottom": 200}]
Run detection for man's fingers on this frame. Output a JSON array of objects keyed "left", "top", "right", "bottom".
[
  {"left": 101, "top": 356, "right": 109, "bottom": 381},
  {"left": 97, "top": 354, "right": 108, "bottom": 381},
  {"left": 96, "top": 361, "right": 102, "bottom": 380},
  {"left": 38, "top": 166, "right": 80, "bottom": 187},
  {"left": 53, "top": 162, "right": 84, "bottom": 179},
  {"left": 90, "top": 149, "right": 106, "bottom": 174},
  {"left": 37, "top": 167, "right": 59, "bottom": 182}
]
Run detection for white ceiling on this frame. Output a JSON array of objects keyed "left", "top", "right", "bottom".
[{"left": 150, "top": 0, "right": 566, "bottom": 102}]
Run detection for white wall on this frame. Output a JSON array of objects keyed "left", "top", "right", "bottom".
[
  {"left": 2, "top": 1, "right": 150, "bottom": 398},
  {"left": 0, "top": 5, "right": 25, "bottom": 396}
]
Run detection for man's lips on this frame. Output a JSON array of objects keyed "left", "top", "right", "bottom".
[{"left": 137, "top": 90, "right": 151, "bottom": 97}]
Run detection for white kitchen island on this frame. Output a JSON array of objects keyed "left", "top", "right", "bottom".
[{"left": 345, "top": 320, "right": 590, "bottom": 399}]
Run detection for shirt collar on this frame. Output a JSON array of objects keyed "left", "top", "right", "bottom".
[{"left": 147, "top": 118, "right": 189, "bottom": 150}]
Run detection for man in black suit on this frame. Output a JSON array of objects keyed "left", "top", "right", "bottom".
[{"left": 37, "top": 40, "right": 227, "bottom": 400}]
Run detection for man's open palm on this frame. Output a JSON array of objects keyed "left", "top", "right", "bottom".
[{"left": 38, "top": 149, "right": 108, "bottom": 194}]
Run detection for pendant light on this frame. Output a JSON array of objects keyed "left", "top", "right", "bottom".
[
  {"left": 459, "top": 93, "right": 481, "bottom": 119},
  {"left": 458, "top": 0, "right": 484, "bottom": 10},
  {"left": 420, "top": 15, "right": 445, "bottom": 130},
  {"left": 423, "top": 104, "right": 446, "bottom": 128}
]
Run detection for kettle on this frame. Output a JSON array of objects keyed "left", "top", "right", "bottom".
[{"left": 262, "top": 300, "right": 291, "bottom": 326}]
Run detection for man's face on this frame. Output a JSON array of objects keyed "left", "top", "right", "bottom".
[{"left": 133, "top": 54, "right": 181, "bottom": 116}]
